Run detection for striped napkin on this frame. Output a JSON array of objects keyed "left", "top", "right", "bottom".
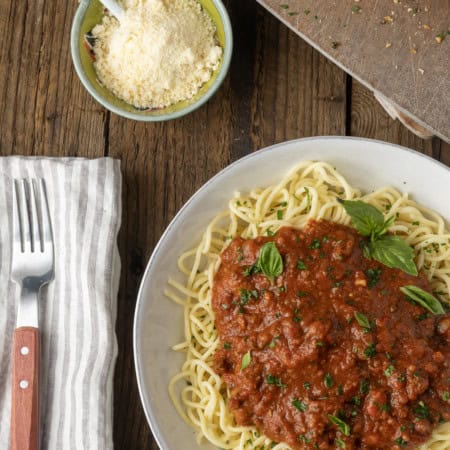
[{"left": 0, "top": 157, "right": 121, "bottom": 449}]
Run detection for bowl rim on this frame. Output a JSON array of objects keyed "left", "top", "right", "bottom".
[
  {"left": 70, "top": 0, "right": 233, "bottom": 121},
  {"left": 133, "top": 136, "right": 450, "bottom": 449}
]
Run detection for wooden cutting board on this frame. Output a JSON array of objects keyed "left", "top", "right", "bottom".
[{"left": 256, "top": 0, "right": 450, "bottom": 141}]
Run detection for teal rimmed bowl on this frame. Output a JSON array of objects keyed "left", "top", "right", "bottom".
[{"left": 70, "top": 0, "right": 233, "bottom": 121}]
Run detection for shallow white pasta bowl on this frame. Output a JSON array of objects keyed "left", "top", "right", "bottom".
[{"left": 133, "top": 137, "right": 450, "bottom": 450}]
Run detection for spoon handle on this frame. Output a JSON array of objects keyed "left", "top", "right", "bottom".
[{"left": 101, "top": 0, "right": 124, "bottom": 20}]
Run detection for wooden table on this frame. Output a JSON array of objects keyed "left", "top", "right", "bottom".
[{"left": 0, "top": 0, "right": 448, "bottom": 449}]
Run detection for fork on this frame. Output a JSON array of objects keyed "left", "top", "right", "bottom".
[{"left": 10, "top": 179, "right": 54, "bottom": 450}]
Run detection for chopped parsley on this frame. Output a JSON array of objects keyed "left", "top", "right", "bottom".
[
  {"left": 240, "top": 289, "right": 259, "bottom": 305},
  {"left": 297, "top": 434, "right": 312, "bottom": 444},
  {"left": 292, "top": 398, "right": 307, "bottom": 412},
  {"left": 384, "top": 365, "right": 395, "bottom": 377},
  {"left": 266, "top": 375, "right": 286, "bottom": 388},
  {"left": 277, "top": 210, "right": 284, "bottom": 220},
  {"left": 327, "top": 414, "right": 350, "bottom": 436},
  {"left": 293, "top": 314, "right": 302, "bottom": 323},
  {"left": 413, "top": 401, "right": 430, "bottom": 419},
  {"left": 303, "top": 381, "right": 311, "bottom": 390},
  {"left": 223, "top": 342, "right": 231, "bottom": 349},
  {"left": 309, "top": 238, "right": 321, "bottom": 249},
  {"left": 296, "top": 259, "right": 308, "bottom": 270},
  {"left": 395, "top": 437, "right": 408, "bottom": 447},
  {"left": 360, "top": 379, "right": 370, "bottom": 394},
  {"left": 243, "top": 264, "right": 260, "bottom": 277},
  {"left": 365, "top": 267, "right": 382, "bottom": 288},
  {"left": 324, "top": 372, "right": 334, "bottom": 388},
  {"left": 364, "top": 343, "right": 377, "bottom": 358}
]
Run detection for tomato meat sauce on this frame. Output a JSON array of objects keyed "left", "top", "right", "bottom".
[{"left": 212, "top": 221, "right": 450, "bottom": 449}]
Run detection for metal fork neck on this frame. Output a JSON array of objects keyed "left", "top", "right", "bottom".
[{"left": 17, "top": 287, "right": 39, "bottom": 328}]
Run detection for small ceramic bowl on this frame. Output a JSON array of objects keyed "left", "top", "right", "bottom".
[{"left": 70, "top": 0, "right": 233, "bottom": 121}]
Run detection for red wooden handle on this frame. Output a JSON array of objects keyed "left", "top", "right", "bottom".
[{"left": 10, "top": 327, "right": 39, "bottom": 450}]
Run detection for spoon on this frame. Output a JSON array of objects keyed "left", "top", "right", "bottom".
[{"left": 100, "top": 0, "right": 125, "bottom": 21}]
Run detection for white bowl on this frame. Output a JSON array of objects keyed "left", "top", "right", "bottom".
[{"left": 133, "top": 137, "right": 450, "bottom": 450}]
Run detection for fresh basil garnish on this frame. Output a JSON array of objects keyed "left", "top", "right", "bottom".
[
  {"left": 339, "top": 200, "right": 387, "bottom": 238},
  {"left": 327, "top": 414, "right": 350, "bottom": 436},
  {"left": 400, "top": 285, "right": 445, "bottom": 314},
  {"left": 241, "top": 350, "right": 251, "bottom": 370},
  {"left": 256, "top": 242, "right": 283, "bottom": 283},
  {"left": 340, "top": 199, "right": 417, "bottom": 276},
  {"left": 368, "top": 235, "right": 417, "bottom": 276}
]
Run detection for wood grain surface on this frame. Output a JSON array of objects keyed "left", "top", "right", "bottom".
[
  {"left": 10, "top": 327, "right": 39, "bottom": 450},
  {"left": 0, "top": 1, "right": 448, "bottom": 449},
  {"left": 257, "top": 0, "right": 450, "bottom": 141}
]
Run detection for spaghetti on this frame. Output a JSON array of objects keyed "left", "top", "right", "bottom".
[{"left": 166, "top": 161, "right": 450, "bottom": 450}]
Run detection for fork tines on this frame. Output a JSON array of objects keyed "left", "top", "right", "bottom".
[{"left": 13, "top": 179, "right": 52, "bottom": 254}]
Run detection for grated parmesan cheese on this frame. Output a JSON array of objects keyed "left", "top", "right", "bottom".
[{"left": 91, "top": 0, "right": 223, "bottom": 109}]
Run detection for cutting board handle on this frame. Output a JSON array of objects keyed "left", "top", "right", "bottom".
[{"left": 11, "top": 327, "right": 39, "bottom": 450}]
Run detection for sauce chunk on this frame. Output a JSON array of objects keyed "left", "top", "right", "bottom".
[{"left": 212, "top": 221, "right": 450, "bottom": 449}]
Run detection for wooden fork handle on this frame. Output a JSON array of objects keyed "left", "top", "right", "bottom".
[{"left": 11, "top": 327, "right": 39, "bottom": 450}]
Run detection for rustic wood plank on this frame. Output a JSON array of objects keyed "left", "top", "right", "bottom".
[
  {"left": 350, "top": 79, "right": 436, "bottom": 155},
  {"left": 109, "top": 87, "right": 234, "bottom": 450},
  {"left": 256, "top": 0, "right": 450, "bottom": 141},
  {"left": 438, "top": 141, "right": 450, "bottom": 166},
  {"left": 0, "top": 0, "right": 106, "bottom": 157},
  {"left": 251, "top": 3, "right": 347, "bottom": 148}
]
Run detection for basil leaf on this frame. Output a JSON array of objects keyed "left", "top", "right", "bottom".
[
  {"left": 340, "top": 200, "right": 385, "bottom": 237},
  {"left": 400, "top": 285, "right": 445, "bottom": 314},
  {"left": 327, "top": 414, "right": 350, "bottom": 436},
  {"left": 241, "top": 350, "right": 251, "bottom": 370},
  {"left": 256, "top": 242, "right": 283, "bottom": 283},
  {"left": 354, "top": 312, "right": 371, "bottom": 329},
  {"left": 376, "top": 215, "right": 395, "bottom": 238},
  {"left": 369, "top": 235, "right": 417, "bottom": 276}
]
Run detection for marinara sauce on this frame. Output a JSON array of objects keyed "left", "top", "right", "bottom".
[{"left": 212, "top": 221, "right": 450, "bottom": 449}]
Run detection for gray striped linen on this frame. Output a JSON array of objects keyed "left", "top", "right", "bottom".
[{"left": 0, "top": 157, "right": 121, "bottom": 450}]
